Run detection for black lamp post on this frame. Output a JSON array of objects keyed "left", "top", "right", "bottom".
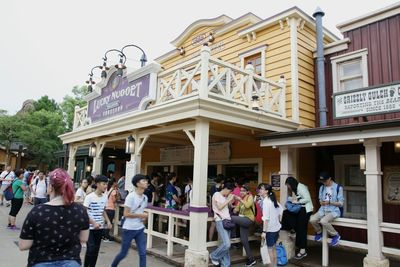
[
  {"left": 102, "top": 49, "right": 126, "bottom": 79},
  {"left": 85, "top": 66, "right": 103, "bottom": 93},
  {"left": 121, "top": 44, "right": 147, "bottom": 67}
]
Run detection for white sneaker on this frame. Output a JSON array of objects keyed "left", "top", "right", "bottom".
[{"left": 209, "top": 254, "right": 219, "bottom": 265}]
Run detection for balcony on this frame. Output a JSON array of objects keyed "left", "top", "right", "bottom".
[{"left": 73, "top": 46, "right": 288, "bottom": 131}]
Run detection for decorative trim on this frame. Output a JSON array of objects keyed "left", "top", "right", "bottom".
[
  {"left": 171, "top": 15, "right": 232, "bottom": 47},
  {"left": 312, "top": 38, "right": 350, "bottom": 58},
  {"left": 214, "top": 13, "right": 261, "bottom": 37},
  {"left": 188, "top": 206, "right": 209, "bottom": 213},
  {"left": 337, "top": 2, "right": 400, "bottom": 33},
  {"left": 289, "top": 17, "right": 299, "bottom": 122},
  {"left": 331, "top": 48, "right": 369, "bottom": 93},
  {"left": 238, "top": 7, "right": 339, "bottom": 42}
]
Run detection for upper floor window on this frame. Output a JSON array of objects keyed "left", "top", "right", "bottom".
[
  {"left": 331, "top": 49, "right": 368, "bottom": 93},
  {"left": 239, "top": 45, "right": 267, "bottom": 77}
]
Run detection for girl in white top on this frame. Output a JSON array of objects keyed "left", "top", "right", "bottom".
[
  {"left": 75, "top": 178, "right": 89, "bottom": 203},
  {"left": 259, "top": 183, "right": 283, "bottom": 267}
]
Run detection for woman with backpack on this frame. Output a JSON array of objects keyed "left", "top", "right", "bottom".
[
  {"left": 103, "top": 178, "right": 119, "bottom": 242},
  {"left": 231, "top": 185, "right": 256, "bottom": 267},
  {"left": 281, "top": 176, "right": 313, "bottom": 260},
  {"left": 7, "top": 170, "right": 26, "bottom": 230},
  {"left": 258, "top": 183, "right": 283, "bottom": 267}
]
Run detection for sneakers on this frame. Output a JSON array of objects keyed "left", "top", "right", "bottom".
[
  {"left": 245, "top": 258, "right": 256, "bottom": 267},
  {"left": 5, "top": 202, "right": 10, "bottom": 207},
  {"left": 330, "top": 234, "right": 341, "bottom": 246},
  {"left": 294, "top": 251, "right": 307, "bottom": 260},
  {"left": 103, "top": 238, "right": 110, "bottom": 243},
  {"left": 0, "top": 202, "right": 3, "bottom": 206},
  {"left": 314, "top": 232, "right": 322, "bottom": 242},
  {"left": 9, "top": 225, "right": 20, "bottom": 230},
  {"left": 209, "top": 254, "right": 219, "bottom": 266}
]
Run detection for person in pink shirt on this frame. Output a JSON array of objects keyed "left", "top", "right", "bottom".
[{"left": 103, "top": 178, "right": 119, "bottom": 242}]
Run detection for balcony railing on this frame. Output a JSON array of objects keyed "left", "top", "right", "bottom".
[{"left": 72, "top": 46, "right": 286, "bottom": 130}]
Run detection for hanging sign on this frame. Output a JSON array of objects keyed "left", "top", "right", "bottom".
[{"left": 334, "top": 82, "right": 400, "bottom": 119}]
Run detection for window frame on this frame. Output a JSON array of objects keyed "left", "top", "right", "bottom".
[
  {"left": 239, "top": 45, "right": 267, "bottom": 77},
  {"left": 334, "top": 154, "right": 367, "bottom": 219},
  {"left": 331, "top": 48, "right": 368, "bottom": 93}
]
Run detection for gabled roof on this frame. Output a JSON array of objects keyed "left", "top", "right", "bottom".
[
  {"left": 238, "top": 6, "right": 339, "bottom": 42},
  {"left": 170, "top": 15, "right": 232, "bottom": 47},
  {"left": 337, "top": 2, "right": 400, "bottom": 33}
]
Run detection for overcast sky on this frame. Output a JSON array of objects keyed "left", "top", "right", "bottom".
[{"left": 1, "top": 0, "right": 398, "bottom": 114}]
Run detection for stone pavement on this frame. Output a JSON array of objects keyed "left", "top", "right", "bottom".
[{"left": 0, "top": 203, "right": 299, "bottom": 267}]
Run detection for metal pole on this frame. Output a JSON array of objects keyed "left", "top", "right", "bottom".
[{"left": 16, "top": 144, "right": 23, "bottom": 170}]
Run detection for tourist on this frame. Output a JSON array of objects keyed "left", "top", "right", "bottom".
[
  {"left": 19, "top": 168, "right": 89, "bottom": 267},
  {"left": 103, "top": 178, "right": 119, "bottom": 242},
  {"left": 75, "top": 177, "right": 89, "bottom": 204},
  {"left": 29, "top": 171, "right": 48, "bottom": 205},
  {"left": 7, "top": 169, "right": 26, "bottom": 229},
  {"left": 165, "top": 172, "right": 180, "bottom": 209},
  {"left": 0, "top": 165, "right": 15, "bottom": 206}
]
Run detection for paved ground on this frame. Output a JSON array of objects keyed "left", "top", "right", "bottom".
[{"left": 1, "top": 203, "right": 299, "bottom": 267}]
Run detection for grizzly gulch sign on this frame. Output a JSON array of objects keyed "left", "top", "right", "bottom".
[
  {"left": 333, "top": 82, "right": 400, "bottom": 119},
  {"left": 87, "top": 72, "right": 150, "bottom": 123}
]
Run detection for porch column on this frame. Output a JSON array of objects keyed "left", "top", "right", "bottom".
[
  {"left": 184, "top": 119, "right": 209, "bottom": 267},
  {"left": 363, "top": 139, "right": 389, "bottom": 267},
  {"left": 279, "top": 146, "right": 297, "bottom": 204},
  {"left": 92, "top": 141, "right": 106, "bottom": 176},
  {"left": 67, "top": 144, "right": 78, "bottom": 178}
]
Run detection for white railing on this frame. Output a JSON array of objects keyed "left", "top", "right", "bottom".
[
  {"left": 72, "top": 106, "right": 89, "bottom": 130},
  {"left": 156, "top": 46, "right": 286, "bottom": 117},
  {"left": 316, "top": 218, "right": 400, "bottom": 267}
]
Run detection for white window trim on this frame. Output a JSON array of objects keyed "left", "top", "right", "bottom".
[
  {"left": 331, "top": 48, "right": 369, "bottom": 93},
  {"left": 239, "top": 45, "right": 267, "bottom": 77},
  {"left": 334, "top": 154, "right": 366, "bottom": 219}
]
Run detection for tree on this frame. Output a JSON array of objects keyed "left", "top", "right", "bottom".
[
  {"left": 0, "top": 114, "right": 22, "bottom": 165},
  {"left": 33, "top": 95, "right": 60, "bottom": 113},
  {"left": 60, "top": 85, "right": 88, "bottom": 132}
]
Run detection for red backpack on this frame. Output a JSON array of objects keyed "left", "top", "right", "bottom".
[{"left": 254, "top": 199, "right": 263, "bottom": 225}]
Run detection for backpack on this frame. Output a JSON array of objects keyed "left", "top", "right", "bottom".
[
  {"left": 253, "top": 199, "right": 263, "bottom": 225},
  {"left": 336, "top": 184, "right": 344, "bottom": 217},
  {"left": 27, "top": 173, "right": 34, "bottom": 185},
  {"left": 35, "top": 177, "right": 48, "bottom": 188},
  {"left": 276, "top": 242, "right": 288, "bottom": 266},
  {"left": 4, "top": 180, "right": 21, "bottom": 201}
]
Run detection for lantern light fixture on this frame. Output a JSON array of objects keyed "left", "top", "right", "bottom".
[
  {"left": 251, "top": 95, "right": 260, "bottom": 111},
  {"left": 88, "top": 142, "right": 97, "bottom": 157},
  {"left": 359, "top": 150, "right": 366, "bottom": 171},
  {"left": 125, "top": 135, "right": 135, "bottom": 154},
  {"left": 394, "top": 141, "right": 400, "bottom": 153}
]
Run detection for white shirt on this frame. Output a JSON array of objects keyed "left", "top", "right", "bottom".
[
  {"left": 212, "top": 192, "right": 231, "bottom": 221},
  {"left": 123, "top": 191, "right": 148, "bottom": 230},
  {"left": 262, "top": 198, "right": 283, "bottom": 232},
  {"left": 84, "top": 192, "right": 107, "bottom": 229},
  {"left": 0, "top": 170, "right": 15, "bottom": 185},
  {"left": 32, "top": 177, "right": 47, "bottom": 198},
  {"left": 75, "top": 188, "right": 86, "bottom": 202}
]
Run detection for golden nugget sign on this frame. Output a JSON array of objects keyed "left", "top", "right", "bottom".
[{"left": 334, "top": 82, "right": 400, "bottom": 119}]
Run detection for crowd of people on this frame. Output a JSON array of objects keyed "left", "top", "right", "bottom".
[{"left": 0, "top": 164, "right": 344, "bottom": 267}]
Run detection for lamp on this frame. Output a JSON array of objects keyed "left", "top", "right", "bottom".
[
  {"left": 208, "top": 32, "right": 215, "bottom": 43},
  {"left": 85, "top": 66, "right": 103, "bottom": 92},
  {"left": 251, "top": 95, "right": 260, "bottom": 111},
  {"left": 88, "top": 142, "right": 97, "bottom": 157},
  {"left": 86, "top": 165, "right": 91, "bottom": 172},
  {"left": 115, "top": 54, "right": 127, "bottom": 77},
  {"left": 359, "top": 150, "right": 366, "bottom": 171},
  {"left": 178, "top": 47, "right": 185, "bottom": 56},
  {"left": 121, "top": 44, "right": 147, "bottom": 67},
  {"left": 125, "top": 135, "right": 135, "bottom": 154},
  {"left": 395, "top": 141, "right": 400, "bottom": 153}
]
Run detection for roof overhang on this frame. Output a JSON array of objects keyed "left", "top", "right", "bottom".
[
  {"left": 238, "top": 6, "right": 339, "bottom": 42},
  {"left": 259, "top": 120, "right": 400, "bottom": 148},
  {"left": 337, "top": 2, "right": 400, "bottom": 33},
  {"left": 60, "top": 96, "right": 299, "bottom": 144}
]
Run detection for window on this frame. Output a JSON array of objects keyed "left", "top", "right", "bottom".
[
  {"left": 331, "top": 49, "right": 368, "bottom": 93},
  {"left": 239, "top": 45, "right": 267, "bottom": 77},
  {"left": 334, "top": 155, "right": 367, "bottom": 219}
]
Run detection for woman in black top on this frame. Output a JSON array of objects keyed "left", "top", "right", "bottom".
[{"left": 19, "top": 168, "right": 90, "bottom": 267}]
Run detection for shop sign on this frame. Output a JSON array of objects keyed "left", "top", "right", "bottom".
[
  {"left": 333, "top": 82, "right": 400, "bottom": 119},
  {"left": 87, "top": 72, "right": 151, "bottom": 123},
  {"left": 271, "top": 173, "right": 280, "bottom": 190}
]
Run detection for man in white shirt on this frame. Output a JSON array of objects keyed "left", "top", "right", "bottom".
[
  {"left": 0, "top": 165, "right": 15, "bottom": 206},
  {"left": 83, "top": 175, "right": 111, "bottom": 267},
  {"left": 29, "top": 171, "right": 48, "bottom": 205},
  {"left": 111, "top": 174, "right": 149, "bottom": 267}
]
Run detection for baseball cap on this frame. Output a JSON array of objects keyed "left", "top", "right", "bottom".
[{"left": 319, "top": 171, "right": 331, "bottom": 181}]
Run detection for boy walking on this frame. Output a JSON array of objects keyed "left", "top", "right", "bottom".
[
  {"left": 84, "top": 175, "right": 112, "bottom": 267},
  {"left": 111, "top": 174, "right": 149, "bottom": 267}
]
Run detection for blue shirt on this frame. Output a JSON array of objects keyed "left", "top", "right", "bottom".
[
  {"left": 165, "top": 183, "right": 178, "bottom": 209},
  {"left": 317, "top": 182, "right": 344, "bottom": 218}
]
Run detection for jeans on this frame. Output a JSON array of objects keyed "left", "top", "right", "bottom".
[
  {"left": 104, "top": 209, "right": 115, "bottom": 239},
  {"left": 34, "top": 197, "right": 47, "bottom": 206},
  {"left": 32, "top": 260, "right": 80, "bottom": 267},
  {"left": 210, "top": 220, "right": 231, "bottom": 267},
  {"left": 231, "top": 215, "right": 253, "bottom": 260},
  {"left": 84, "top": 229, "right": 103, "bottom": 267},
  {"left": 111, "top": 228, "right": 147, "bottom": 267}
]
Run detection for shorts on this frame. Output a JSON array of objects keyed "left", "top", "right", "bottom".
[
  {"left": 9, "top": 198, "right": 23, "bottom": 217},
  {"left": 266, "top": 231, "right": 279, "bottom": 247}
]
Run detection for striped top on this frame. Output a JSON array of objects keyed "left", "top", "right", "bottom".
[{"left": 84, "top": 192, "right": 107, "bottom": 229}]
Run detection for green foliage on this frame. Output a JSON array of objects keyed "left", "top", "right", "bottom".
[
  {"left": 33, "top": 95, "right": 60, "bottom": 113},
  {"left": 60, "top": 85, "right": 88, "bottom": 132}
]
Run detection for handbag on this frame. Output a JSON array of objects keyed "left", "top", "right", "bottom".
[
  {"left": 216, "top": 213, "right": 236, "bottom": 230},
  {"left": 260, "top": 237, "right": 271, "bottom": 264},
  {"left": 285, "top": 201, "right": 302, "bottom": 213}
]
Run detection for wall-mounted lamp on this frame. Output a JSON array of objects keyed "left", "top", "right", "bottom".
[
  {"left": 360, "top": 150, "right": 366, "bottom": 171},
  {"left": 86, "top": 165, "right": 92, "bottom": 172},
  {"left": 88, "top": 142, "right": 97, "bottom": 157},
  {"left": 85, "top": 66, "right": 103, "bottom": 92},
  {"left": 251, "top": 95, "right": 260, "bottom": 111},
  {"left": 178, "top": 47, "right": 185, "bottom": 56},
  {"left": 208, "top": 32, "right": 215, "bottom": 43},
  {"left": 125, "top": 135, "right": 135, "bottom": 154},
  {"left": 395, "top": 141, "right": 400, "bottom": 153},
  {"left": 74, "top": 166, "right": 77, "bottom": 172}
]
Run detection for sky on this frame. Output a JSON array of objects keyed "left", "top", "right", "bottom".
[{"left": 1, "top": 0, "right": 399, "bottom": 114}]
